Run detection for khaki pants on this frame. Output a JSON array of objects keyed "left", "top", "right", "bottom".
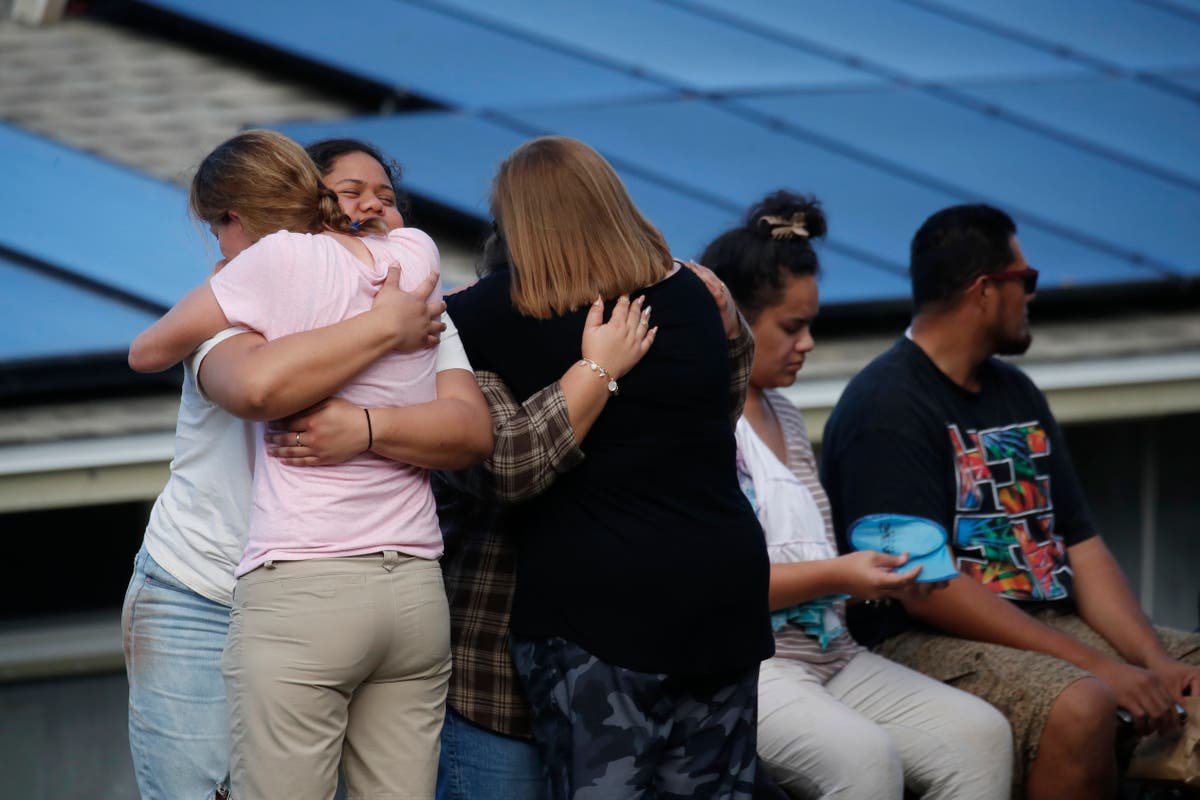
[{"left": 223, "top": 551, "right": 451, "bottom": 800}]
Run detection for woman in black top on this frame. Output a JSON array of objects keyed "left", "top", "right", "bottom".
[{"left": 447, "top": 136, "right": 772, "bottom": 800}]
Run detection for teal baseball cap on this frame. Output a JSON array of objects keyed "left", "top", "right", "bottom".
[{"left": 848, "top": 514, "right": 959, "bottom": 583}]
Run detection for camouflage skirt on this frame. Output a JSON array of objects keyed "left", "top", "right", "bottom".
[
  {"left": 510, "top": 635, "right": 759, "bottom": 800},
  {"left": 877, "top": 609, "right": 1200, "bottom": 799}
]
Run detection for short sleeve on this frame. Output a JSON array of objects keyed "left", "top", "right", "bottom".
[
  {"left": 210, "top": 231, "right": 318, "bottom": 339},
  {"left": 435, "top": 313, "right": 473, "bottom": 373},
  {"left": 384, "top": 226, "right": 441, "bottom": 296},
  {"left": 190, "top": 327, "right": 253, "bottom": 401},
  {"left": 825, "top": 426, "right": 949, "bottom": 553}
]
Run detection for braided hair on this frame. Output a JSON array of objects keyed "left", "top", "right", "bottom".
[{"left": 190, "top": 129, "right": 388, "bottom": 242}]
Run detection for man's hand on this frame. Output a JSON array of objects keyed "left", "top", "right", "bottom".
[
  {"left": 682, "top": 260, "right": 740, "bottom": 339},
  {"left": 264, "top": 398, "right": 369, "bottom": 466},
  {"left": 372, "top": 267, "right": 446, "bottom": 351},
  {"left": 1089, "top": 658, "right": 1181, "bottom": 737},
  {"left": 1145, "top": 653, "right": 1200, "bottom": 701}
]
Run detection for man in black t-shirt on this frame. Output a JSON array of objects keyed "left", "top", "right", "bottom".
[{"left": 821, "top": 204, "right": 1200, "bottom": 800}]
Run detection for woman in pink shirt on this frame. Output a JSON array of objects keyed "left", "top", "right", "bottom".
[{"left": 130, "top": 129, "right": 492, "bottom": 800}]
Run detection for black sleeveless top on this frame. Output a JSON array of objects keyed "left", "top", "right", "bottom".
[{"left": 447, "top": 267, "right": 772, "bottom": 675}]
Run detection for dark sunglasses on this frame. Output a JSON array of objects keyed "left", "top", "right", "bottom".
[{"left": 986, "top": 267, "right": 1038, "bottom": 294}]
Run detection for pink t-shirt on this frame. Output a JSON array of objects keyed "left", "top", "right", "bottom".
[{"left": 210, "top": 227, "right": 443, "bottom": 576}]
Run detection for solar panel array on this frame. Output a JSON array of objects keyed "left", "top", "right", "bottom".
[
  {"left": 3, "top": 0, "right": 1198, "bottom": 365},
  {"left": 0, "top": 123, "right": 209, "bottom": 364}
]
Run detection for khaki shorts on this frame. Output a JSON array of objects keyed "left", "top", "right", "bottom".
[{"left": 877, "top": 609, "right": 1200, "bottom": 799}]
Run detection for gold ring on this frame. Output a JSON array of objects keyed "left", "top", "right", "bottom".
[{"left": 295, "top": 432, "right": 302, "bottom": 448}]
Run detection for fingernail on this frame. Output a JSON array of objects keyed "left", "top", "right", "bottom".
[{"left": 643, "top": 307, "right": 651, "bottom": 317}]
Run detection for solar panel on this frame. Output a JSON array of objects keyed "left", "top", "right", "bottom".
[
  {"left": 140, "top": 0, "right": 672, "bottom": 109},
  {"left": 963, "top": 76, "right": 1200, "bottom": 187},
  {"left": 501, "top": 97, "right": 1162, "bottom": 291},
  {"left": 276, "top": 112, "right": 911, "bottom": 304},
  {"left": 0, "top": 123, "right": 211, "bottom": 310},
  {"left": 903, "top": 0, "right": 1200, "bottom": 74},
  {"left": 0, "top": 255, "right": 159, "bottom": 363},
  {"left": 1165, "top": 68, "right": 1200, "bottom": 91},
  {"left": 742, "top": 89, "right": 1198, "bottom": 276},
  {"left": 420, "top": 0, "right": 879, "bottom": 92},
  {"left": 666, "top": 0, "right": 1088, "bottom": 84}
]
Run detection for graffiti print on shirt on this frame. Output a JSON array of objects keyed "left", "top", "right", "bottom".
[{"left": 949, "top": 422, "right": 1072, "bottom": 601}]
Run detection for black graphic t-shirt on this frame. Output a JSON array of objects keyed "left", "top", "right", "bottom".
[{"left": 820, "top": 337, "right": 1096, "bottom": 646}]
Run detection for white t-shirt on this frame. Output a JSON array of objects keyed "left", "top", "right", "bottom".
[{"left": 143, "top": 327, "right": 255, "bottom": 607}]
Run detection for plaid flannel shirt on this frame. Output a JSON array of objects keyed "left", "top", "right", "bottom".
[{"left": 435, "top": 316, "right": 755, "bottom": 738}]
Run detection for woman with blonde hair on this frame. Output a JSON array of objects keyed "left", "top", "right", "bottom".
[
  {"left": 130, "top": 129, "right": 492, "bottom": 800},
  {"left": 446, "top": 136, "right": 773, "bottom": 800}
]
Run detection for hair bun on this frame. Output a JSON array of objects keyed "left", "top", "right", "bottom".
[{"left": 746, "top": 190, "right": 827, "bottom": 241}]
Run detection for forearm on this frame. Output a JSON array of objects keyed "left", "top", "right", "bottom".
[
  {"left": 481, "top": 373, "right": 584, "bottom": 503},
  {"left": 1070, "top": 537, "right": 1170, "bottom": 667},
  {"left": 559, "top": 361, "right": 614, "bottom": 443},
  {"left": 129, "top": 318, "right": 196, "bottom": 373},
  {"left": 202, "top": 310, "right": 401, "bottom": 421},
  {"left": 368, "top": 369, "right": 492, "bottom": 470},
  {"left": 129, "top": 282, "right": 228, "bottom": 372},
  {"left": 769, "top": 560, "right": 846, "bottom": 611},
  {"left": 368, "top": 400, "right": 491, "bottom": 469},
  {"left": 903, "top": 574, "right": 1114, "bottom": 671}
]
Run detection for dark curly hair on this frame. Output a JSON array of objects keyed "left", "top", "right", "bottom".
[
  {"left": 305, "top": 137, "right": 409, "bottom": 216},
  {"left": 699, "top": 190, "right": 827, "bottom": 321}
]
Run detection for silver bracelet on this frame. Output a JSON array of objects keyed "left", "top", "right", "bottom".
[{"left": 578, "top": 358, "right": 618, "bottom": 395}]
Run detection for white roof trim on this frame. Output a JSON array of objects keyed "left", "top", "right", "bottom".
[
  {"left": 783, "top": 350, "right": 1200, "bottom": 412},
  {"left": 1022, "top": 351, "right": 1200, "bottom": 390},
  {"left": 0, "top": 431, "right": 174, "bottom": 476}
]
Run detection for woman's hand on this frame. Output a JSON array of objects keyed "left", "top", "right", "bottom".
[
  {"left": 580, "top": 295, "right": 657, "bottom": 380},
  {"left": 682, "top": 260, "right": 740, "bottom": 339},
  {"left": 835, "top": 550, "right": 923, "bottom": 602},
  {"left": 264, "top": 397, "right": 370, "bottom": 466},
  {"left": 371, "top": 266, "right": 446, "bottom": 352}
]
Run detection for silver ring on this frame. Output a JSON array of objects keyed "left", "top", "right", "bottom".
[{"left": 295, "top": 432, "right": 302, "bottom": 448}]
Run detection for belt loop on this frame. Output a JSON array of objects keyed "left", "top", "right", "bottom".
[{"left": 382, "top": 550, "right": 399, "bottom": 572}]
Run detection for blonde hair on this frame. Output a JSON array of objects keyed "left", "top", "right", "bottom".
[
  {"left": 491, "top": 136, "right": 672, "bottom": 318},
  {"left": 189, "top": 129, "right": 388, "bottom": 242}
]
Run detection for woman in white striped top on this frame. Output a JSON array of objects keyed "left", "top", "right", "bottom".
[{"left": 703, "top": 191, "right": 1013, "bottom": 800}]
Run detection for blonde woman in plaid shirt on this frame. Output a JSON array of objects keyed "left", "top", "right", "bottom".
[{"left": 431, "top": 242, "right": 756, "bottom": 800}]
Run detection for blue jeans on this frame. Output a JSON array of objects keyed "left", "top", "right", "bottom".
[
  {"left": 122, "top": 545, "right": 231, "bottom": 800},
  {"left": 437, "top": 707, "right": 548, "bottom": 800}
]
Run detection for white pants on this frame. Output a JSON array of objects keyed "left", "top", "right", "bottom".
[{"left": 757, "top": 651, "right": 1012, "bottom": 800}]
